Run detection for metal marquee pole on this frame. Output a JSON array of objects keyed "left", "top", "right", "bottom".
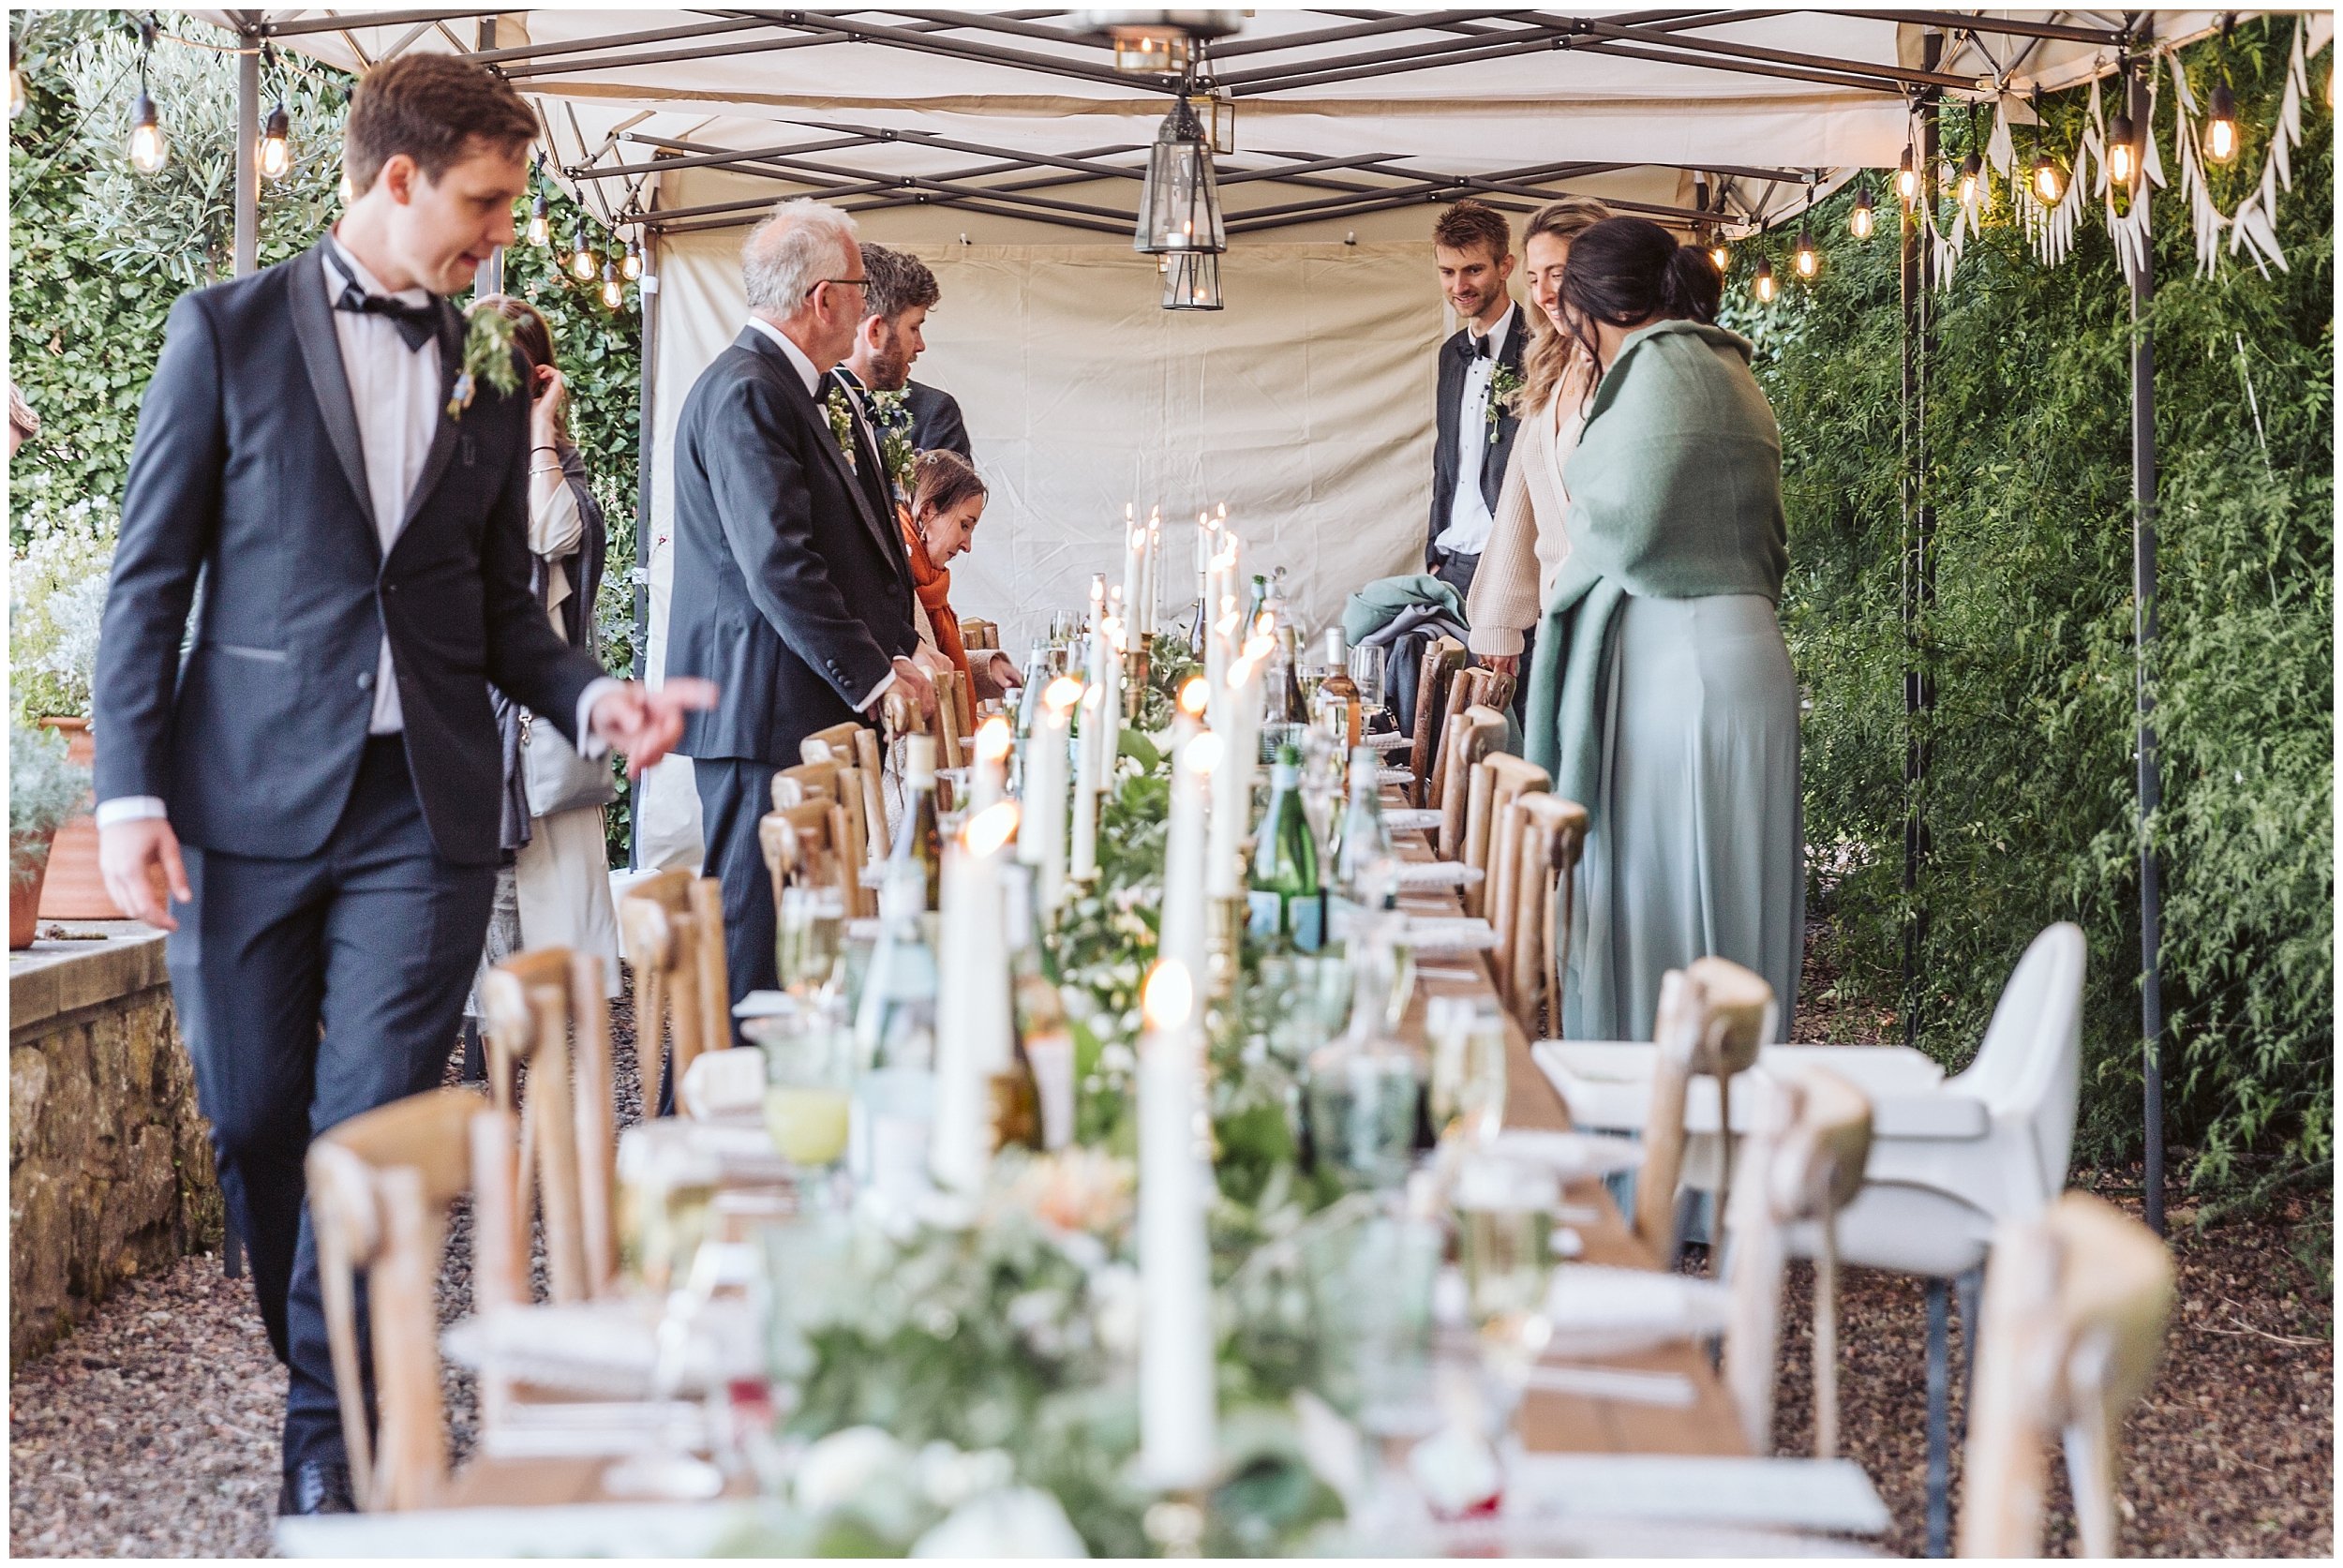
[{"left": 2127, "top": 61, "right": 2168, "bottom": 1238}]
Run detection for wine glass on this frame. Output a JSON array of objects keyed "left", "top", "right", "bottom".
[
  {"left": 749, "top": 1010, "right": 856, "bottom": 1211},
  {"left": 1453, "top": 1152, "right": 1561, "bottom": 1456},
  {"left": 774, "top": 884, "right": 844, "bottom": 997}
]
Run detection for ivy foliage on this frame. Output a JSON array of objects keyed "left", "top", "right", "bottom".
[
  {"left": 1726, "top": 20, "right": 2332, "bottom": 1189},
  {"left": 9, "top": 11, "right": 644, "bottom": 855}
]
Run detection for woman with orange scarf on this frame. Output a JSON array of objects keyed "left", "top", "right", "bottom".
[{"left": 901, "top": 449, "right": 1022, "bottom": 700}]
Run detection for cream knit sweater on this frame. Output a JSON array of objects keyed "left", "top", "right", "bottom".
[{"left": 1465, "top": 369, "right": 1589, "bottom": 658}]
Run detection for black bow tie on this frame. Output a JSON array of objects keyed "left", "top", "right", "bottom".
[
  {"left": 334, "top": 279, "right": 440, "bottom": 352},
  {"left": 1471, "top": 333, "right": 1493, "bottom": 360}
]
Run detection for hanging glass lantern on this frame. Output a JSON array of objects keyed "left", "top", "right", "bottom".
[
  {"left": 1162, "top": 249, "right": 1221, "bottom": 310},
  {"left": 1135, "top": 96, "right": 1224, "bottom": 255},
  {"left": 1078, "top": 10, "right": 1242, "bottom": 75}
]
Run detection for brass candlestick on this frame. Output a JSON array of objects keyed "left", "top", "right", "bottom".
[
  {"left": 1205, "top": 894, "right": 1246, "bottom": 1000},
  {"left": 1122, "top": 645, "right": 1152, "bottom": 723}
]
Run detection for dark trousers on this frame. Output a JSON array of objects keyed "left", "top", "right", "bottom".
[
  {"left": 1512, "top": 624, "right": 1538, "bottom": 727},
  {"left": 168, "top": 737, "right": 495, "bottom": 1474},
  {"left": 1431, "top": 546, "right": 1481, "bottom": 604},
  {"left": 694, "top": 754, "right": 781, "bottom": 1047}
]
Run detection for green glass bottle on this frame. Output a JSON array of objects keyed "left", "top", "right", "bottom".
[
  {"left": 890, "top": 733, "right": 944, "bottom": 911},
  {"left": 1248, "top": 743, "right": 1324, "bottom": 952}
]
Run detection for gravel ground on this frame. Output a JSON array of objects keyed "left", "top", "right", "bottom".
[{"left": 10, "top": 971, "right": 2331, "bottom": 1558}]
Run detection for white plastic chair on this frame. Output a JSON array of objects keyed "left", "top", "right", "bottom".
[{"left": 1533, "top": 923, "right": 2087, "bottom": 1554}]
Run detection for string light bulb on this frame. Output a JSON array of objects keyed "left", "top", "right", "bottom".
[
  {"left": 569, "top": 228, "right": 595, "bottom": 281},
  {"left": 258, "top": 100, "right": 291, "bottom": 179},
  {"left": 1849, "top": 178, "right": 1874, "bottom": 240},
  {"left": 600, "top": 258, "right": 622, "bottom": 310},
  {"left": 128, "top": 89, "right": 166, "bottom": 172},
  {"left": 527, "top": 189, "right": 549, "bottom": 246},
  {"left": 1753, "top": 255, "right": 1776, "bottom": 303},
  {"left": 1896, "top": 144, "right": 1918, "bottom": 205},
  {"left": 1957, "top": 150, "right": 1982, "bottom": 209},
  {"left": 620, "top": 236, "right": 642, "bottom": 281},
  {"left": 1794, "top": 220, "right": 1817, "bottom": 278},
  {"left": 2107, "top": 108, "right": 2139, "bottom": 188},
  {"left": 2202, "top": 81, "right": 2240, "bottom": 165},
  {"left": 1709, "top": 237, "right": 1731, "bottom": 272},
  {"left": 2032, "top": 150, "right": 2065, "bottom": 204}
]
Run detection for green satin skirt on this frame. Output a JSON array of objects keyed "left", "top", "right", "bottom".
[{"left": 1560, "top": 592, "right": 1804, "bottom": 1041}]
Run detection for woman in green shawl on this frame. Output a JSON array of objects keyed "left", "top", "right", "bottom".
[{"left": 1522, "top": 217, "right": 1802, "bottom": 1040}]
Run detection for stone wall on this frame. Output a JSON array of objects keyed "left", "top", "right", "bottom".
[{"left": 10, "top": 927, "right": 222, "bottom": 1364}]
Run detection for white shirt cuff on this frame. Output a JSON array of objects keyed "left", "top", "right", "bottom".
[
  {"left": 96, "top": 796, "right": 170, "bottom": 829},
  {"left": 575, "top": 678, "right": 622, "bottom": 758},
  {"left": 858, "top": 669, "right": 897, "bottom": 713}
]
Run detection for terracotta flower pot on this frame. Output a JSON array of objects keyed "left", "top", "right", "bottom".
[
  {"left": 36, "top": 717, "right": 120, "bottom": 920},
  {"left": 11, "top": 831, "right": 55, "bottom": 949}
]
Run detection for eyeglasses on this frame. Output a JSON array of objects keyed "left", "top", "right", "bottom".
[{"left": 809, "top": 276, "right": 869, "bottom": 299}]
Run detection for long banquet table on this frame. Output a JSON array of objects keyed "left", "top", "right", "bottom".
[{"left": 278, "top": 795, "right": 1750, "bottom": 1556}]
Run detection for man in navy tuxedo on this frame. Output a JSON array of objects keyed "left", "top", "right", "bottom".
[
  {"left": 94, "top": 54, "right": 710, "bottom": 1516},
  {"left": 1425, "top": 200, "right": 1527, "bottom": 602}
]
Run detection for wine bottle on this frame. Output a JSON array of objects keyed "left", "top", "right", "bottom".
[
  {"left": 1304, "top": 919, "right": 1422, "bottom": 1192},
  {"left": 892, "top": 733, "right": 945, "bottom": 911},
  {"left": 850, "top": 861, "right": 942, "bottom": 1204},
  {"left": 1247, "top": 743, "right": 1324, "bottom": 952}
]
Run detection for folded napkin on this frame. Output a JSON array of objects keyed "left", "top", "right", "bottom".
[
  {"left": 1382, "top": 807, "right": 1441, "bottom": 832},
  {"left": 1395, "top": 861, "right": 1485, "bottom": 890},
  {"left": 1377, "top": 765, "right": 1416, "bottom": 786},
  {"left": 1489, "top": 1127, "right": 1644, "bottom": 1185},
  {"left": 1541, "top": 1263, "right": 1730, "bottom": 1354},
  {"left": 1398, "top": 916, "right": 1500, "bottom": 955},
  {"left": 442, "top": 1297, "right": 765, "bottom": 1400},
  {"left": 680, "top": 1047, "right": 766, "bottom": 1120}
]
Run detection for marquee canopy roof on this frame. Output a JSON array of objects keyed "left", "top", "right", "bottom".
[{"left": 201, "top": 8, "right": 2235, "bottom": 242}]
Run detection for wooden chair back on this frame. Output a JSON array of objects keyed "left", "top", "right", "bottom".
[
  {"left": 760, "top": 801, "right": 857, "bottom": 930},
  {"left": 769, "top": 759, "right": 840, "bottom": 810},
  {"left": 1717, "top": 1067, "right": 1873, "bottom": 1458},
  {"left": 619, "top": 870, "right": 731, "bottom": 1116},
  {"left": 1409, "top": 635, "right": 1467, "bottom": 807},
  {"left": 478, "top": 948, "right": 617, "bottom": 1303},
  {"left": 1504, "top": 793, "right": 1590, "bottom": 1037},
  {"left": 1467, "top": 754, "right": 1548, "bottom": 921},
  {"left": 306, "top": 1085, "right": 516, "bottom": 1512},
  {"left": 798, "top": 720, "right": 865, "bottom": 766},
  {"left": 961, "top": 617, "right": 997, "bottom": 652},
  {"left": 1633, "top": 957, "right": 1773, "bottom": 1265},
  {"left": 1434, "top": 704, "right": 1507, "bottom": 859},
  {"left": 933, "top": 668, "right": 969, "bottom": 769},
  {"left": 798, "top": 724, "right": 878, "bottom": 915},
  {"left": 1959, "top": 1194, "right": 2174, "bottom": 1560}
]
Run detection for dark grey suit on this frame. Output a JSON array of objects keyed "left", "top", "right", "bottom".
[
  {"left": 666, "top": 327, "right": 918, "bottom": 1016},
  {"left": 1426, "top": 301, "right": 1527, "bottom": 587},
  {"left": 904, "top": 378, "right": 972, "bottom": 461},
  {"left": 93, "top": 240, "right": 611, "bottom": 1473}
]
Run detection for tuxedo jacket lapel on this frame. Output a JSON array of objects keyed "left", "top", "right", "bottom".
[{"left": 286, "top": 242, "right": 379, "bottom": 545}]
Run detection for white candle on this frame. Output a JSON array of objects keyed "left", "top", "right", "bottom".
[
  {"left": 1138, "top": 959, "right": 1218, "bottom": 1489},
  {"left": 1020, "top": 676, "right": 1082, "bottom": 913},
  {"left": 1160, "top": 730, "right": 1217, "bottom": 989},
  {"left": 1097, "top": 611, "right": 1126, "bottom": 767},
  {"left": 933, "top": 803, "right": 1021, "bottom": 1194},
  {"left": 1206, "top": 646, "right": 1262, "bottom": 900},
  {"left": 970, "top": 713, "right": 1011, "bottom": 813},
  {"left": 1145, "top": 508, "right": 1163, "bottom": 636},
  {"left": 1121, "top": 507, "right": 1146, "bottom": 643},
  {"left": 1070, "top": 685, "right": 1102, "bottom": 885}
]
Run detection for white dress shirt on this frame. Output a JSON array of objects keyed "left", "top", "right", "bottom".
[
  {"left": 97, "top": 235, "right": 614, "bottom": 829},
  {"left": 745, "top": 316, "right": 896, "bottom": 712},
  {"left": 1433, "top": 303, "right": 1516, "bottom": 559}
]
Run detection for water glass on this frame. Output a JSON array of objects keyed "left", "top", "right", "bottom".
[
  {"left": 746, "top": 1012, "right": 856, "bottom": 1202},
  {"left": 1306, "top": 1041, "right": 1422, "bottom": 1192},
  {"left": 1303, "top": 1205, "right": 1442, "bottom": 1437},
  {"left": 1348, "top": 643, "right": 1389, "bottom": 712},
  {"left": 616, "top": 1123, "right": 722, "bottom": 1295},
  {"left": 1454, "top": 1153, "right": 1560, "bottom": 1329},
  {"left": 775, "top": 884, "right": 845, "bottom": 996},
  {"left": 1428, "top": 999, "right": 1508, "bottom": 1144}
]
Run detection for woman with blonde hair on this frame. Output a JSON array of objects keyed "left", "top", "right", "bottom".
[{"left": 1464, "top": 196, "right": 1613, "bottom": 684}]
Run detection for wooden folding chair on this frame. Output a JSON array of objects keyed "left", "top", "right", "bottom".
[
  {"left": 759, "top": 800, "right": 856, "bottom": 933},
  {"left": 1716, "top": 1066, "right": 1873, "bottom": 1459},
  {"left": 768, "top": 759, "right": 840, "bottom": 809},
  {"left": 1505, "top": 793, "right": 1590, "bottom": 1038},
  {"left": 1960, "top": 1194, "right": 2175, "bottom": 1559},
  {"left": 931, "top": 668, "right": 969, "bottom": 769},
  {"left": 796, "top": 729, "right": 876, "bottom": 918},
  {"left": 1464, "top": 754, "right": 1548, "bottom": 921},
  {"left": 306, "top": 1086, "right": 515, "bottom": 1511},
  {"left": 1409, "top": 635, "right": 1466, "bottom": 808},
  {"left": 961, "top": 618, "right": 996, "bottom": 653},
  {"left": 478, "top": 948, "right": 618, "bottom": 1305},
  {"left": 619, "top": 871, "right": 731, "bottom": 1116},
  {"left": 1633, "top": 957, "right": 1773, "bottom": 1267},
  {"left": 1435, "top": 704, "right": 1507, "bottom": 859}
]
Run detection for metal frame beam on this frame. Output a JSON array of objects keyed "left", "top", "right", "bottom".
[{"left": 260, "top": 8, "right": 502, "bottom": 39}]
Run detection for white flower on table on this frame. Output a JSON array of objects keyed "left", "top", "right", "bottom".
[
  {"left": 1088, "top": 1262, "right": 1142, "bottom": 1357},
  {"left": 917, "top": 1441, "right": 1015, "bottom": 1511},
  {"left": 793, "top": 1426, "right": 911, "bottom": 1516},
  {"left": 910, "top": 1486, "right": 1090, "bottom": 1559}
]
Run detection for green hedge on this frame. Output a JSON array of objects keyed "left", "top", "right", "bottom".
[{"left": 1732, "top": 19, "right": 2333, "bottom": 1189}]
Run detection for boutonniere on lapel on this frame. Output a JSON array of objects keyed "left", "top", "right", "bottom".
[
  {"left": 868, "top": 388, "right": 917, "bottom": 497},
  {"left": 446, "top": 308, "right": 521, "bottom": 422},
  {"left": 821, "top": 385, "right": 859, "bottom": 470},
  {"left": 1486, "top": 362, "right": 1525, "bottom": 429}
]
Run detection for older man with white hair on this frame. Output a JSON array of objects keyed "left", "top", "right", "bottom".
[{"left": 665, "top": 199, "right": 933, "bottom": 1054}]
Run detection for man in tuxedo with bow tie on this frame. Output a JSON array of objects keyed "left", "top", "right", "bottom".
[
  {"left": 92, "top": 54, "right": 711, "bottom": 1516},
  {"left": 1425, "top": 201, "right": 1527, "bottom": 602},
  {"left": 664, "top": 201, "right": 935, "bottom": 1028}
]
